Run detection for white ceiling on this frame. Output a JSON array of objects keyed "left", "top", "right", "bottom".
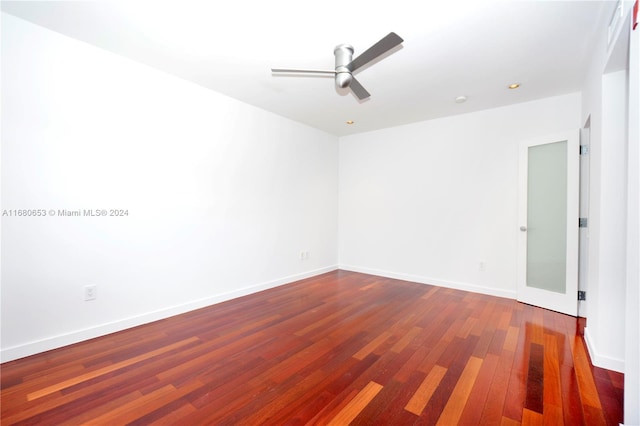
[{"left": 2, "top": 0, "right": 616, "bottom": 136}]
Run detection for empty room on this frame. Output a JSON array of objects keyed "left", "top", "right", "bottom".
[{"left": 1, "top": 0, "right": 638, "bottom": 425}]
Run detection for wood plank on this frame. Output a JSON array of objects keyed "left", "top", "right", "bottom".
[
  {"left": 543, "top": 333, "right": 563, "bottom": 409},
  {"left": 57, "top": 390, "right": 145, "bottom": 425},
  {"left": 456, "top": 316, "right": 478, "bottom": 339},
  {"left": 559, "top": 364, "right": 586, "bottom": 425},
  {"left": 390, "top": 326, "right": 422, "bottom": 353},
  {"left": 525, "top": 343, "right": 545, "bottom": 414},
  {"left": 543, "top": 403, "right": 564, "bottom": 426},
  {"left": 392, "top": 345, "right": 429, "bottom": 383},
  {"left": 351, "top": 378, "right": 406, "bottom": 424},
  {"left": 479, "top": 340, "right": 516, "bottom": 424},
  {"left": 570, "top": 335, "right": 603, "bottom": 409},
  {"left": 522, "top": 408, "right": 544, "bottom": 426},
  {"left": 79, "top": 384, "right": 177, "bottom": 425},
  {"left": 498, "top": 310, "right": 512, "bottom": 330},
  {"left": 326, "top": 381, "right": 383, "bottom": 426},
  {"left": 404, "top": 365, "right": 447, "bottom": 415},
  {"left": 504, "top": 326, "right": 520, "bottom": 352},
  {"left": 420, "top": 286, "right": 439, "bottom": 300},
  {"left": 436, "top": 356, "right": 483, "bottom": 425},
  {"left": 146, "top": 403, "right": 197, "bottom": 426},
  {"left": 458, "top": 352, "right": 500, "bottom": 424},
  {"left": 26, "top": 337, "right": 200, "bottom": 401},
  {"left": 501, "top": 416, "right": 522, "bottom": 426},
  {"left": 353, "top": 331, "right": 393, "bottom": 360}
]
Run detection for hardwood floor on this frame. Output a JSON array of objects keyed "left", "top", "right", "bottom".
[{"left": 1, "top": 270, "right": 624, "bottom": 425}]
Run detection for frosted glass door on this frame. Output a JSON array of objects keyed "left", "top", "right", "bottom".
[
  {"left": 517, "top": 130, "right": 579, "bottom": 316},
  {"left": 526, "top": 141, "right": 567, "bottom": 293}
]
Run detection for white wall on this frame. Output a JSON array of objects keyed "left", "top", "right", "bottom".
[
  {"left": 624, "top": 9, "right": 640, "bottom": 423},
  {"left": 1, "top": 14, "right": 339, "bottom": 362},
  {"left": 580, "top": 3, "right": 634, "bottom": 376},
  {"left": 586, "top": 69, "right": 628, "bottom": 371},
  {"left": 339, "top": 93, "right": 581, "bottom": 298}
]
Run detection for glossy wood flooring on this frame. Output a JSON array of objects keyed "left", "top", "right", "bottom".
[{"left": 1, "top": 270, "right": 624, "bottom": 425}]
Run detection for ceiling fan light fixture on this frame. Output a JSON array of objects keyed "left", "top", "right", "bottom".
[{"left": 508, "top": 83, "right": 520, "bottom": 89}]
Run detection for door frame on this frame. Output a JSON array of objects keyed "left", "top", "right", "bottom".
[
  {"left": 578, "top": 124, "right": 591, "bottom": 318},
  {"left": 517, "top": 129, "right": 580, "bottom": 316}
]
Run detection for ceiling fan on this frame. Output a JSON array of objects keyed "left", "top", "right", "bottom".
[{"left": 271, "top": 32, "right": 404, "bottom": 100}]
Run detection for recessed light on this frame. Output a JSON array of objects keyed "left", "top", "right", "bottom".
[
  {"left": 346, "top": 120, "right": 354, "bottom": 125},
  {"left": 508, "top": 83, "right": 520, "bottom": 89},
  {"left": 455, "top": 95, "right": 467, "bottom": 104}
]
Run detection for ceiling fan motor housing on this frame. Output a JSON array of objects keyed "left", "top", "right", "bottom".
[{"left": 334, "top": 44, "right": 353, "bottom": 88}]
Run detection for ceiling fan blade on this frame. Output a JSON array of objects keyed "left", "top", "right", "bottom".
[
  {"left": 271, "top": 68, "right": 335, "bottom": 75},
  {"left": 347, "top": 32, "right": 404, "bottom": 72},
  {"left": 349, "top": 76, "right": 371, "bottom": 100}
]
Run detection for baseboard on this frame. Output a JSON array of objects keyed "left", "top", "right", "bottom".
[
  {"left": 339, "top": 264, "right": 517, "bottom": 300},
  {"left": 584, "top": 326, "right": 625, "bottom": 373},
  {"left": 0, "top": 265, "right": 338, "bottom": 363}
]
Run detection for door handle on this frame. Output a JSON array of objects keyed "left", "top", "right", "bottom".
[{"left": 520, "top": 226, "right": 527, "bottom": 232}]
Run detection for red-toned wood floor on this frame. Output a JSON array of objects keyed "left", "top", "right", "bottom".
[{"left": 1, "top": 270, "right": 624, "bottom": 425}]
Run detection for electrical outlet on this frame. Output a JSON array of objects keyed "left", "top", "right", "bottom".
[
  {"left": 479, "top": 261, "right": 486, "bottom": 272},
  {"left": 84, "top": 285, "right": 97, "bottom": 301}
]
